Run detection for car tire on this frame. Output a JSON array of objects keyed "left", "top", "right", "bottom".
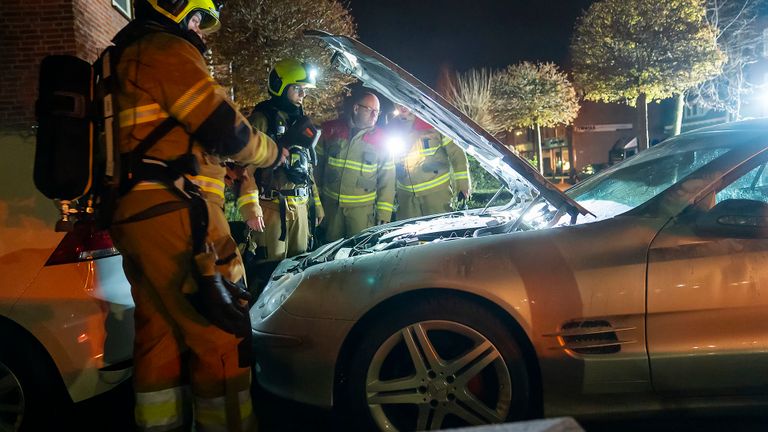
[
  {"left": 0, "top": 327, "right": 71, "bottom": 431},
  {"left": 340, "top": 295, "right": 532, "bottom": 431}
]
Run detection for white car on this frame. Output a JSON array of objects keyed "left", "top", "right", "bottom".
[{"left": 0, "top": 136, "right": 133, "bottom": 430}]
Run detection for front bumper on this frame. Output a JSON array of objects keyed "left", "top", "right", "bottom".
[{"left": 251, "top": 307, "right": 354, "bottom": 408}]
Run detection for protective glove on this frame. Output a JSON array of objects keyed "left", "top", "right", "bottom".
[{"left": 189, "top": 243, "right": 251, "bottom": 337}]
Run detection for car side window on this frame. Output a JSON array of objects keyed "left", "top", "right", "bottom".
[{"left": 715, "top": 161, "right": 768, "bottom": 204}]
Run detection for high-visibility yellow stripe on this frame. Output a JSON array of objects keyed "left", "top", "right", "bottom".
[
  {"left": 132, "top": 181, "right": 166, "bottom": 191},
  {"left": 270, "top": 196, "right": 309, "bottom": 206},
  {"left": 382, "top": 161, "right": 395, "bottom": 170},
  {"left": 314, "top": 195, "right": 323, "bottom": 206},
  {"left": 187, "top": 175, "right": 224, "bottom": 199},
  {"left": 328, "top": 156, "right": 377, "bottom": 173},
  {"left": 441, "top": 136, "right": 452, "bottom": 146},
  {"left": 377, "top": 201, "right": 395, "bottom": 212},
  {"left": 397, "top": 172, "right": 451, "bottom": 193},
  {"left": 195, "top": 391, "right": 252, "bottom": 428},
  {"left": 136, "top": 400, "right": 180, "bottom": 427},
  {"left": 322, "top": 187, "right": 376, "bottom": 204},
  {"left": 453, "top": 171, "right": 469, "bottom": 180},
  {"left": 135, "top": 387, "right": 186, "bottom": 428},
  {"left": 170, "top": 76, "right": 215, "bottom": 121},
  {"left": 119, "top": 103, "right": 170, "bottom": 127},
  {"left": 237, "top": 192, "right": 259, "bottom": 209}
]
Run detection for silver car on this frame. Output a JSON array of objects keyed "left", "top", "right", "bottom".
[{"left": 250, "top": 32, "right": 768, "bottom": 431}]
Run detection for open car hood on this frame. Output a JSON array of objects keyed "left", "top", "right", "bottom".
[{"left": 306, "top": 30, "right": 588, "bottom": 219}]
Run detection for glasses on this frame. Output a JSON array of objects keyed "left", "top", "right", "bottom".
[
  {"left": 356, "top": 104, "right": 380, "bottom": 116},
  {"left": 288, "top": 85, "right": 308, "bottom": 95}
]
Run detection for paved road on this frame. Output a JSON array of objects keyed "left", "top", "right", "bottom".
[{"left": 68, "top": 379, "right": 768, "bottom": 431}]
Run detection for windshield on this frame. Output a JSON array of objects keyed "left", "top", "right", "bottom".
[{"left": 565, "top": 132, "right": 749, "bottom": 220}]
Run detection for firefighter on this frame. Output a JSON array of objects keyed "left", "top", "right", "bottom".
[
  {"left": 390, "top": 105, "right": 471, "bottom": 220},
  {"left": 315, "top": 92, "right": 395, "bottom": 242},
  {"left": 237, "top": 59, "right": 324, "bottom": 262},
  {"left": 107, "top": 1, "right": 280, "bottom": 430}
]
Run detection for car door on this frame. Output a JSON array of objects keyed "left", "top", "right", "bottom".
[{"left": 647, "top": 152, "right": 768, "bottom": 394}]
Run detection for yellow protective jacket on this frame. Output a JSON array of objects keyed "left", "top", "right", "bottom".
[
  {"left": 115, "top": 31, "right": 277, "bottom": 199},
  {"left": 393, "top": 117, "right": 470, "bottom": 197},
  {"left": 315, "top": 119, "right": 396, "bottom": 222},
  {"left": 237, "top": 108, "right": 323, "bottom": 221}
]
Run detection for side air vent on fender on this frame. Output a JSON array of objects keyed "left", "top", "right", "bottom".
[{"left": 543, "top": 320, "right": 637, "bottom": 355}]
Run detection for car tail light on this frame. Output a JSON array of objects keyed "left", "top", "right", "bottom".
[{"left": 46, "top": 222, "right": 120, "bottom": 265}]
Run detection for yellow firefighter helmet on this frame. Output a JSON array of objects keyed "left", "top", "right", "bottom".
[
  {"left": 142, "top": 0, "right": 221, "bottom": 34},
  {"left": 268, "top": 59, "right": 317, "bottom": 97}
]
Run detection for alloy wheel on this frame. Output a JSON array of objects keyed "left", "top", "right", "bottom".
[
  {"left": 365, "top": 320, "right": 512, "bottom": 431},
  {"left": 0, "top": 360, "right": 24, "bottom": 431}
]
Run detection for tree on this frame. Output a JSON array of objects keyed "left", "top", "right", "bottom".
[
  {"left": 687, "top": 0, "right": 766, "bottom": 121},
  {"left": 571, "top": 0, "right": 725, "bottom": 148},
  {"left": 444, "top": 68, "right": 505, "bottom": 134},
  {"left": 208, "top": 0, "right": 357, "bottom": 121},
  {"left": 490, "top": 62, "right": 580, "bottom": 174}
]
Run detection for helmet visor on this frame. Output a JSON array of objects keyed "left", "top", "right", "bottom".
[{"left": 196, "top": 7, "right": 221, "bottom": 34}]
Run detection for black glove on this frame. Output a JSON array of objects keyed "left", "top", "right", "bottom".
[
  {"left": 457, "top": 191, "right": 469, "bottom": 210},
  {"left": 188, "top": 272, "right": 251, "bottom": 337},
  {"left": 189, "top": 244, "right": 252, "bottom": 337}
]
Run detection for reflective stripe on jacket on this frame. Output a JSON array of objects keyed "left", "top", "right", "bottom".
[
  {"left": 393, "top": 117, "right": 470, "bottom": 197},
  {"left": 315, "top": 119, "right": 396, "bottom": 222},
  {"left": 237, "top": 108, "right": 323, "bottom": 221},
  {"left": 115, "top": 31, "right": 277, "bottom": 183}
]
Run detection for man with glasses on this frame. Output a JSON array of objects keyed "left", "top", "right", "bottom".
[
  {"left": 236, "top": 59, "right": 324, "bottom": 266},
  {"left": 315, "top": 92, "right": 396, "bottom": 242}
]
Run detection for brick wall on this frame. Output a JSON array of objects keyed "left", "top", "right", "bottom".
[
  {"left": 0, "top": 0, "right": 128, "bottom": 130},
  {"left": 73, "top": 0, "right": 129, "bottom": 63}
]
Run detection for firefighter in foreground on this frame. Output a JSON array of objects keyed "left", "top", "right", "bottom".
[
  {"left": 108, "top": 1, "right": 279, "bottom": 430},
  {"left": 237, "top": 59, "right": 323, "bottom": 262},
  {"left": 315, "top": 92, "right": 396, "bottom": 242},
  {"left": 389, "top": 105, "right": 471, "bottom": 220}
]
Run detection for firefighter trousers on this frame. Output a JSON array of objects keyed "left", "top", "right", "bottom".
[
  {"left": 322, "top": 203, "right": 376, "bottom": 242},
  {"left": 251, "top": 200, "right": 309, "bottom": 261},
  {"left": 396, "top": 187, "right": 453, "bottom": 220},
  {"left": 110, "top": 188, "right": 256, "bottom": 432}
]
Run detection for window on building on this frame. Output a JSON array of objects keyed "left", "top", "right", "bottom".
[{"left": 113, "top": 0, "right": 132, "bottom": 19}]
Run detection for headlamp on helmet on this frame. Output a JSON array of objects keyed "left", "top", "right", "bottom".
[{"left": 268, "top": 59, "right": 318, "bottom": 97}]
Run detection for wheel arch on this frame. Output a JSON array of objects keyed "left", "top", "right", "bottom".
[
  {"left": 332, "top": 287, "right": 543, "bottom": 417},
  {"left": 0, "top": 315, "right": 71, "bottom": 402}
]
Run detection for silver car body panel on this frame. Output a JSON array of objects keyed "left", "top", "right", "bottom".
[{"left": 252, "top": 215, "right": 661, "bottom": 413}]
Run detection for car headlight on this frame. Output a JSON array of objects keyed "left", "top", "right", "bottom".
[{"left": 254, "top": 272, "right": 304, "bottom": 320}]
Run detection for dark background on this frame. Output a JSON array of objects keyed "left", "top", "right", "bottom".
[{"left": 348, "top": 0, "right": 596, "bottom": 85}]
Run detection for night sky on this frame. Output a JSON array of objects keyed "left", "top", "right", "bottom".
[{"left": 348, "top": 0, "right": 596, "bottom": 86}]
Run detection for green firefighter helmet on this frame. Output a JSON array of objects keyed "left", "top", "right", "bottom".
[
  {"left": 268, "top": 59, "right": 317, "bottom": 97},
  {"left": 141, "top": 0, "right": 221, "bottom": 34}
]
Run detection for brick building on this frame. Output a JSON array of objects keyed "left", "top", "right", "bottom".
[
  {"left": 0, "top": 1, "right": 131, "bottom": 231},
  {"left": 0, "top": 0, "right": 130, "bottom": 130}
]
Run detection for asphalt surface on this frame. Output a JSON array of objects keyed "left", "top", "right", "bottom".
[{"left": 68, "top": 379, "right": 768, "bottom": 431}]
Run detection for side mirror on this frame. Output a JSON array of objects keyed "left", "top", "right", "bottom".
[{"left": 696, "top": 199, "right": 768, "bottom": 238}]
